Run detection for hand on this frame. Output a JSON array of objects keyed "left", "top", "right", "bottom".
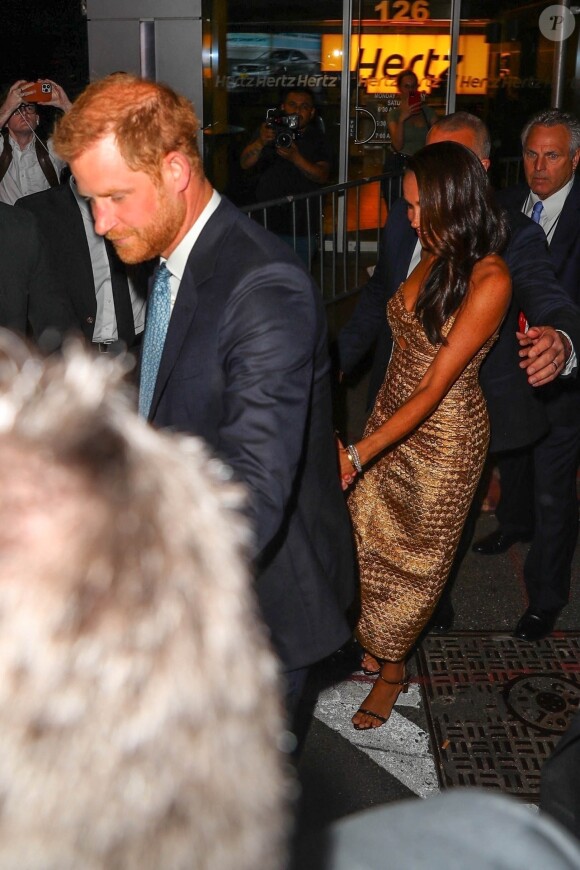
[
  {"left": 258, "top": 122, "right": 276, "bottom": 147},
  {"left": 275, "top": 139, "right": 299, "bottom": 162},
  {"left": 518, "top": 325, "right": 568, "bottom": 386},
  {"left": 0, "top": 80, "right": 28, "bottom": 119},
  {"left": 35, "top": 79, "right": 72, "bottom": 112},
  {"left": 336, "top": 437, "right": 358, "bottom": 491},
  {"left": 399, "top": 95, "right": 422, "bottom": 122}
]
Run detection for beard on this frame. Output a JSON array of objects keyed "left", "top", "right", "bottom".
[{"left": 106, "top": 186, "right": 186, "bottom": 265}]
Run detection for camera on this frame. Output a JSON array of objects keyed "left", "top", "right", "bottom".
[
  {"left": 265, "top": 108, "right": 301, "bottom": 149},
  {"left": 24, "top": 81, "right": 53, "bottom": 103}
]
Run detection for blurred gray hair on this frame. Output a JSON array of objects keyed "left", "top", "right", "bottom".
[
  {"left": 0, "top": 333, "right": 289, "bottom": 870},
  {"left": 521, "top": 109, "right": 580, "bottom": 156},
  {"left": 429, "top": 111, "right": 491, "bottom": 159}
]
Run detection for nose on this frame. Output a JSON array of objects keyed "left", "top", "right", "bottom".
[
  {"left": 534, "top": 153, "right": 547, "bottom": 171},
  {"left": 91, "top": 200, "right": 116, "bottom": 237}
]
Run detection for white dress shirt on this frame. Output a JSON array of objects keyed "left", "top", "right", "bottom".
[
  {"left": 164, "top": 189, "right": 221, "bottom": 309},
  {"left": 524, "top": 177, "right": 574, "bottom": 245},
  {"left": 0, "top": 134, "right": 65, "bottom": 205}
]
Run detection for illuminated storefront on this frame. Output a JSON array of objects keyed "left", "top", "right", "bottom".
[
  {"left": 203, "top": 0, "right": 578, "bottom": 201},
  {"left": 84, "top": 1, "right": 579, "bottom": 206}
]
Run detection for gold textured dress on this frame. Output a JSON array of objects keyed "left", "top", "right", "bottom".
[{"left": 349, "top": 285, "right": 496, "bottom": 661}]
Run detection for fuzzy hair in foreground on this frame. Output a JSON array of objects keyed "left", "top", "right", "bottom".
[{"left": 0, "top": 333, "right": 290, "bottom": 870}]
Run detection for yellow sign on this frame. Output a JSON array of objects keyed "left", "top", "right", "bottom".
[{"left": 321, "top": 34, "right": 490, "bottom": 95}]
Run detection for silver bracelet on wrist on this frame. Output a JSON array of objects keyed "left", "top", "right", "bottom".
[{"left": 346, "top": 443, "right": 362, "bottom": 474}]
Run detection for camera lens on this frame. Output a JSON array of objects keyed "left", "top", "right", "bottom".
[{"left": 276, "top": 132, "right": 292, "bottom": 149}]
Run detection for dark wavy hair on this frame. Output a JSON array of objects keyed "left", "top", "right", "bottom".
[{"left": 406, "top": 141, "right": 508, "bottom": 344}]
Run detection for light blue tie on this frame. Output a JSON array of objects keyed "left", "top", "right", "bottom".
[
  {"left": 138, "top": 263, "right": 172, "bottom": 419},
  {"left": 531, "top": 200, "right": 544, "bottom": 224}
]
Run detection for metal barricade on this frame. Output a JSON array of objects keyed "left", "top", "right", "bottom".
[
  {"left": 241, "top": 171, "right": 404, "bottom": 305},
  {"left": 241, "top": 157, "right": 521, "bottom": 306},
  {"left": 497, "top": 156, "right": 523, "bottom": 189}
]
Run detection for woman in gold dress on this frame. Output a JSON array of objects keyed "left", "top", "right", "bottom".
[{"left": 339, "top": 141, "right": 511, "bottom": 730}]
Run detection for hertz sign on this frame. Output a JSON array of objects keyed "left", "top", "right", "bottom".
[{"left": 322, "top": 34, "right": 490, "bottom": 95}]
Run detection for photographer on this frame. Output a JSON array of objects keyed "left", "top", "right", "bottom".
[
  {"left": 240, "top": 87, "right": 331, "bottom": 266},
  {"left": 0, "top": 78, "right": 71, "bottom": 204}
]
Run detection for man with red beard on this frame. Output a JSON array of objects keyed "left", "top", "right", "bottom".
[{"left": 53, "top": 74, "right": 355, "bottom": 715}]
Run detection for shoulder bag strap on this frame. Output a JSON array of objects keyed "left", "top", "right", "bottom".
[
  {"left": 0, "top": 129, "right": 13, "bottom": 184},
  {"left": 35, "top": 137, "right": 59, "bottom": 187}
]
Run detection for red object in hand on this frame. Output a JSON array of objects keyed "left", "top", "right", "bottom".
[{"left": 518, "top": 311, "right": 528, "bottom": 333}]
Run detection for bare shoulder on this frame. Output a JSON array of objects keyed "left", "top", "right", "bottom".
[
  {"left": 471, "top": 253, "right": 511, "bottom": 290},
  {"left": 463, "top": 254, "right": 511, "bottom": 323}
]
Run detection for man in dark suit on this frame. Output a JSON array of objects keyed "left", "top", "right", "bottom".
[
  {"left": 473, "top": 110, "right": 580, "bottom": 641},
  {"left": 338, "top": 111, "right": 580, "bottom": 633},
  {"left": 53, "top": 73, "right": 355, "bottom": 710},
  {"left": 0, "top": 201, "right": 73, "bottom": 344},
  {"left": 16, "top": 180, "right": 149, "bottom": 354}
]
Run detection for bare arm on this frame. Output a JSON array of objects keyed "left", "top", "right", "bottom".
[
  {"left": 339, "top": 256, "right": 511, "bottom": 481},
  {"left": 0, "top": 80, "right": 27, "bottom": 127},
  {"left": 240, "top": 123, "right": 276, "bottom": 170}
]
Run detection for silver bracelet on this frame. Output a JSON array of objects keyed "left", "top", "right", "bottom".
[{"left": 346, "top": 443, "right": 362, "bottom": 474}]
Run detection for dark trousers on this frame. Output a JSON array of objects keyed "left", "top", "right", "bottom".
[
  {"left": 496, "top": 449, "right": 534, "bottom": 536},
  {"left": 524, "top": 422, "right": 580, "bottom": 612},
  {"left": 284, "top": 666, "right": 310, "bottom": 718},
  {"left": 496, "top": 422, "right": 580, "bottom": 612}
]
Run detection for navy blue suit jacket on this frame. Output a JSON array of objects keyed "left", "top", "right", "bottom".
[
  {"left": 149, "top": 196, "right": 355, "bottom": 671},
  {"left": 338, "top": 197, "right": 580, "bottom": 453},
  {"left": 498, "top": 177, "right": 580, "bottom": 427}
]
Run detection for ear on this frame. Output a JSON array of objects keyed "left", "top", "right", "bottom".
[
  {"left": 161, "top": 150, "right": 191, "bottom": 193},
  {"left": 481, "top": 157, "right": 491, "bottom": 172},
  {"left": 573, "top": 148, "right": 580, "bottom": 173}
]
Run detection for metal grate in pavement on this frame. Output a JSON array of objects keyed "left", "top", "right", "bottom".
[{"left": 416, "top": 632, "right": 580, "bottom": 800}]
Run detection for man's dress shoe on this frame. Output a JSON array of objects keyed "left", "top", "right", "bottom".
[
  {"left": 427, "top": 604, "right": 455, "bottom": 634},
  {"left": 514, "top": 608, "right": 559, "bottom": 642},
  {"left": 472, "top": 528, "right": 532, "bottom": 555}
]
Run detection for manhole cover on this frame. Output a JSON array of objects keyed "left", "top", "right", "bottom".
[
  {"left": 505, "top": 674, "right": 580, "bottom": 733},
  {"left": 416, "top": 632, "right": 580, "bottom": 800}
]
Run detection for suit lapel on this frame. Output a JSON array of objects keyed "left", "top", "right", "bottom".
[
  {"left": 148, "top": 199, "right": 234, "bottom": 419},
  {"left": 549, "top": 177, "right": 580, "bottom": 269},
  {"left": 61, "top": 186, "right": 98, "bottom": 317}
]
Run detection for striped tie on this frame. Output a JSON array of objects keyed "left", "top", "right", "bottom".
[{"left": 138, "top": 263, "right": 172, "bottom": 419}]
